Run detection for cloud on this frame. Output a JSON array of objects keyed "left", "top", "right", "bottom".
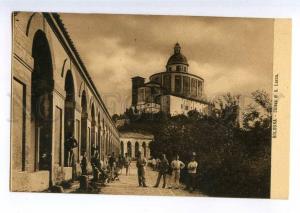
[{"left": 61, "top": 13, "right": 274, "bottom": 115}]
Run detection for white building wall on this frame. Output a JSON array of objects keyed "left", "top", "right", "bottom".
[
  {"left": 162, "top": 95, "right": 209, "bottom": 116},
  {"left": 120, "top": 137, "right": 152, "bottom": 160}
]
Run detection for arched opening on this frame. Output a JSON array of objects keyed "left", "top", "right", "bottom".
[
  {"left": 120, "top": 141, "right": 124, "bottom": 157},
  {"left": 108, "top": 134, "right": 113, "bottom": 153},
  {"left": 97, "top": 113, "right": 101, "bottom": 158},
  {"left": 91, "top": 103, "right": 96, "bottom": 156},
  {"left": 127, "top": 142, "right": 132, "bottom": 158},
  {"left": 102, "top": 119, "right": 105, "bottom": 159},
  {"left": 81, "top": 90, "right": 88, "bottom": 155},
  {"left": 64, "top": 70, "right": 75, "bottom": 166},
  {"left": 31, "top": 30, "right": 54, "bottom": 171},
  {"left": 142, "top": 142, "right": 147, "bottom": 158},
  {"left": 105, "top": 127, "right": 108, "bottom": 155},
  {"left": 135, "top": 142, "right": 139, "bottom": 159}
]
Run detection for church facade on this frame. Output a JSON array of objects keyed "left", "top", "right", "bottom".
[{"left": 131, "top": 43, "right": 211, "bottom": 116}]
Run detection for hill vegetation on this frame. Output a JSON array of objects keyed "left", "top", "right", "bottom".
[{"left": 114, "top": 90, "right": 272, "bottom": 198}]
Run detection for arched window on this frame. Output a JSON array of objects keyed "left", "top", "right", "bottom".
[
  {"left": 135, "top": 142, "right": 139, "bottom": 158},
  {"left": 127, "top": 142, "right": 132, "bottom": 157},
  {"left": 31, "top": 30, "right": 54, "bottom": 171}
]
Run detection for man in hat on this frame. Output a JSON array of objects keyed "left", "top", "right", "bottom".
[
  {"left": 154, "top": 153, "right": 169, "bottom": 188},
  {"left": 136, "top": 151, "right": 147, "bottom": 187},
  {"left": 186, "top": 152, "right": 198, "bottom": 192}
]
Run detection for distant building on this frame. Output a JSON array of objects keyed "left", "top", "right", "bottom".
[
  {"left": 131, "top": 43, "right": 211, "bottom": 116},
  {"left": 120, "top": 132, "right": 154, "bottom": 160}
]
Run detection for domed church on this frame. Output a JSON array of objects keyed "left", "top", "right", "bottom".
[{"left": 131, "top": 43, "right": 211, "bottom": 116}]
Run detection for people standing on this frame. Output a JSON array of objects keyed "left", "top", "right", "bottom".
[
  {"left": 154, "top": 154, "right": 169, "bottom": 188},
  {"left": 91, "top": 150, "right": 100, "bottom": 181},
  {"left": 80, "top": 151, "right": 88, "bottom": 176},
  {"left": 124, "top": 153, "right": 131, "bottom": 176},
  {"left": 70, "top": 149, "right": 77, "bottom": 181},
  {"left": 109, "top": 152, "right": 116, "bottom": 181},
  {"left": 66, "top": 134, "right": 78, "bottom": 167},
  {"left": 136, "top": 151, "right": 147, "bottom": 187},
  {"left": 170, "top": 154, "right": 185, "bottom": 189},
  {"left": 187, "top": 152, "right": 198, "bottom": 192}
]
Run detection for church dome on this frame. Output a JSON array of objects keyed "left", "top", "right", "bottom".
[{"left": 166, "top": 43, "right": 189, "bottom": 66}]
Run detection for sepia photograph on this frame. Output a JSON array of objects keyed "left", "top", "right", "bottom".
[{"left": 10, "top": 12, "right": 291, "bottom": 199}]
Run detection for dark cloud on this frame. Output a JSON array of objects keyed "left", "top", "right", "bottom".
[{"left": 60, "top": 13, "right": 274, "bottom": 115}]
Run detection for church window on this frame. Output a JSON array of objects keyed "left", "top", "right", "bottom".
[
  {"left": 191, "top": 78, "right": 197, "bottom": 97},
  {"left": 163, "top": 74, "right": 171, "bottom": 93},
  {"left": 197, "top": 80, "right": 202, "bottom": 97},
  {"left": 175, "top": 75, "right": 182, "bottom": 93},
  {"left": 183, "top": 76, "right": 190, "bottom": 95}
]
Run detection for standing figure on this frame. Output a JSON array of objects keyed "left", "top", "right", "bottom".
[
  {"left": 187, "top": 152, "right": 198, "bottom": 192},
  {"left": 70, "top": 149, "right": 77, "bottom": 181},
  {"left": 170, "top": 154, "right": 185, "bottom": 189},
  {"left": 154, "top": 154, "right": 169, "bottom": 188},
  {"left": 80, "top": 151, "right": 88, "bottom": 176},
  {"left": 91, "top": 150, "right": 100, "bottom": 181},
  {"left": 136, "top": 151, "right": 147, "bottom": 187},
  {"left": 124, "top": 153, "right": 131, "bottom": 176},
  {"left": 65, "top": 134, "right": 78, "bottom": 167},
  {"left": 109, "top": 152, "right": 116, "bottom": 181}
]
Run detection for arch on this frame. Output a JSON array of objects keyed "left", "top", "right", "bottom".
[
  {"left": 142, "top": 142, "right": 147, "bottom": 158},
  {"left": 31, "top": 29, "right": 54, "bottom": 171},
  {"left": 89, "top": 96, "right": 95, "bottom": 109},
  {"left": 135, "top": 142, "right": 139, "bottom": 159},
  {"left": 105, "top": 125, "right": 109, "bottom": 155},
  {"left": 26, "top": 13, "right": 36, "bottom": 36},
  {"left": 26, "top": 13, "right": 44, "bottom": 40},
  {"left": 79, "top": 82, "right": 90, "bottom": 108},
  {"left": 27, "top": 14, "right": 56, "bottom": 70},
  {"left": 97, "top": 112, "right": 101, "bottom": 158},
  {"left": 62, "top": 65, "right": 78, "bottom": 101},
  {"left": 120, "top": 141, "right": 124, "bottom": 157},
  {"left": 127, "top": 141, "right": 132, "bottom": 158},
  {"left": 81, "top": 90, "right": 88, "bottom": 154},
  {"left": 79, "top": 81, "right": 84, "bottom": 97},
  {"left": 61, "top": 58, "right": 68, "bottom": 77},
  {"left": 91, "top": 103, "right": 96, "bottom": 156},
  {"left": 64, "top": 70, "right": 76, "bottom": 166},
  {"left": 91, "top": 103, "right": 95, "bottom": 121}
]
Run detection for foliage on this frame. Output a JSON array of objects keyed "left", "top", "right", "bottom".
[
  {"left": 118, "top": 91, "right": 272, "bottom": 198},
  {"left": 243, "top": 90, "right": 272, "bottom": 130}
]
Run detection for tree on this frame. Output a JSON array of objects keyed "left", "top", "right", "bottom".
[
  {"left": 243, "top": 90, "right": 272, "bottom": 130},
  {"left": 211, "top": 93, "right": 240, "bottom": 127}
]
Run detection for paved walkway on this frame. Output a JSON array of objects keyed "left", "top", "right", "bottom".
[{"left": 100, "top": 163, "right": 205, "bottom": 197}]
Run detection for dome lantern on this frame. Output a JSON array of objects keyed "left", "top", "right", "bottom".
[
  {"left": 166, "top": 43, "right": 189, "bottom": 72},
  {"left": 174, "top": 42, "right": 181, "bottom": 54}
]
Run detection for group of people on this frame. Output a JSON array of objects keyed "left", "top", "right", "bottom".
[
  {"left": 80, "top": 150, "right": 133, "bottom": 184},
  {"left": 137, "top": 151, "right": 198, "bottom": 192},
  {"left": 65, "top": 134, "right": 198, "bottom": 192}
]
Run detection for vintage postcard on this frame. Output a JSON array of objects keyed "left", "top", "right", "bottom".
[{"left": 10, "top": 12, "right": 291, "bottom": 199}]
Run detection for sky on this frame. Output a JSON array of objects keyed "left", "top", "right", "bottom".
[{"left": 60, "top": 13, "right": 274, "bottom": 115}]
